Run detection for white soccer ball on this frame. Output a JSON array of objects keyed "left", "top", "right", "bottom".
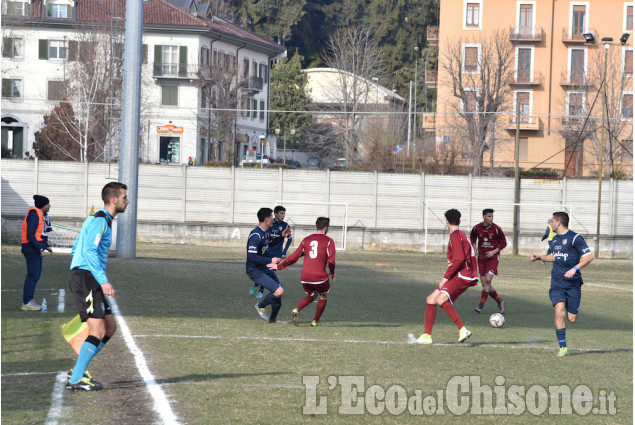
[{"left": 489, "top": 313, "right": 505, "bottom": 328}]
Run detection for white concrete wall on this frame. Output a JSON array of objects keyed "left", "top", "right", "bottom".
[{"left": 2, "top": 159, "right": 631, "bottom": 257}]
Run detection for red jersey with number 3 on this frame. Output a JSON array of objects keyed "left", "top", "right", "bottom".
[
  {"left": 444, "top": 229, "right": 478, "bottom": 281},
  {"left": 470, "top": 222, "right": 507, "bottom": 261},
  {"left": 277, "top": 233, "right": 336, "bottom": 284}
]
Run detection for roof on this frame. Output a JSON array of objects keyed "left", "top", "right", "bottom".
[
  {"left": 304, "top": 68, "right": 405, "bottom": 105},
  {"left": 27, "top": 0, "right": 284, "bottom": 53}
]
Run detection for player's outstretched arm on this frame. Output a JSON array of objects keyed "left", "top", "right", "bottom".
[{"left": 531, "top": 253, "right": 553, "bottom": 262}]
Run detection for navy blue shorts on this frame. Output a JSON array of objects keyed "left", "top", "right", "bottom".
[
  {"left": 247, "top": 270, "right": 282, "bottom": 292},
  {"left": 549, "top": 283, "right": 582, "bottom": 315}
]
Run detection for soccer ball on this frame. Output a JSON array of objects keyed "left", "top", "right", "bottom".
[{"left": 489, "top": 313, "right": 505, "bottom": 328}]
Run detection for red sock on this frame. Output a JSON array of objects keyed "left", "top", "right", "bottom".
[
  {"left": 424, "top": 303, "right": 437, "bottom": 335},
  {"left": 480, "top": 291, "right": 488, "bottom": 304},
  {"left": 441, "top": 301, "right": 464, "bottom": 330},
  {"left": 313, "top": 299, "right": 327, "bottom": 322},
  {"left": 489, "top": 290, "right": 500, "bottom": 302},
  {"left": 296, "top": 296, "right": 314, "bottom": 312}
]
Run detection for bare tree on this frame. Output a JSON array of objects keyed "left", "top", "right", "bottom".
[
  {"left": 586, "top": 47, "right": 633, "bottom": 178},
  {"left": 321, "top": 25, "right": 384, "bottom": 164},
  {"left": 33, "top": 25, "right": 122, "bottom": 161},
  {"left": 195, "top": 52, "right": 244, "bottom": 162},
  {"left": 440, "top": 30, "right": 515, "bottom": 176}
]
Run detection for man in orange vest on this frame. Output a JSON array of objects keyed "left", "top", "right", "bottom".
[{"left": 21, "top": 195, "right": 52, "bottom": 311}]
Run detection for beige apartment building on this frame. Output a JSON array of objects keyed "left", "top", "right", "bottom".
[{"left": 428, "top": 0, "right": 633, "bottom": 177}]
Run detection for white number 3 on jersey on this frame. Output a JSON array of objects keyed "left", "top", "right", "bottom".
[{"left": 309, "top": 240, "right": 318, "bottom": 258}]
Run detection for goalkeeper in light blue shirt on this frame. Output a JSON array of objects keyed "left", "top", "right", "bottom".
[{"left": 66, "top": 182, "right": 129, "bottom": 391}]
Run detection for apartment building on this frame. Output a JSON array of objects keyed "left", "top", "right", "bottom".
[
  {"left": 1, "top": 0, "right": 285, "bottom": 165},
  {"left": 430, "top": 0, "right": 633, "bottom": 176}
]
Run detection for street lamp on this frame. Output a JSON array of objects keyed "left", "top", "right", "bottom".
[
  {"left": 275, "top": 125, "right": 296, "bottom": 165},
  {"left": 595, "top": 33, "right": 629, "bottom": 258},
  {"left": 259, "top": 134, "right": 266, "bottom": 167}
]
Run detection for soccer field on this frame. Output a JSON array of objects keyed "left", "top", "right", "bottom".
[{"left": 1, "top": 244, "right": 632, "bottom": 424}]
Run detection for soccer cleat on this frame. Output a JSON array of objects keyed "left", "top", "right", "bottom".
[
  {"left": 66, "top": 377, "right": 104, "bottom": 391},
  {"left": 269, "top": 318, "right": 288, "bottom": 324},
  {"left": 498, "top": 299, "right": 505, "bottom": 314},
  {"left": 310, "top": 320, "right": 319, "bottom": 327},
  {"left": 255, "top": 292, "right": 264, "bottom": 299},
  {"left": 475, "top": 302, "right": 484, "bottom": 313},
  {"left": 415, "top": 333, "right": 433, "bottom": 345},
  {"left": 458, "top": 327, "right": 472, "bottom": 342},
  {"left": 255, "top": 303, "right": 269, "bottom": 321},
  {"left": 21, "top": 300, "right": 42, "bottom": 311},
  {"left": 249, "top": 285, "right": 258, "bottom": 296},
  {"left": 291, "top": 308, "right": 299, "bottom": 326},
  {"left": 67, "top": 369, "right": 100, "bottom": 385},
  {"left": 556, "top": 347, "right": 568, "bottom": 357}
]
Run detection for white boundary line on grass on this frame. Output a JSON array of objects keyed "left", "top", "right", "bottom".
[
  {"left": 132, "top": 334, "right": 631, "bottom": 353},
  {"left": 107, "top": 296, "right": 180, "bottom": 425},
  {"left": 44, "top": 371, "right": 67, "bottom": 425},
  {"left": 585, "top": 283, "right": 633, "bottom": 292}
]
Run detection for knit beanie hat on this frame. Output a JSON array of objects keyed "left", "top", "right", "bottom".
[{"left": 33, "top": 195, "right": 50, "bottom": 209}]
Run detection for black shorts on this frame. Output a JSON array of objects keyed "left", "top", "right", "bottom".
[{"left": 69, "top": 269, "right": 112, "bottom": 322}]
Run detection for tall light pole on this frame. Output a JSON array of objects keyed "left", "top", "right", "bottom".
[
  {"left": 594, "top": 33, "right": 629, "bottom": 258},
  {"left": 413, "top": 46, "right": 419, "bottom": 157}
]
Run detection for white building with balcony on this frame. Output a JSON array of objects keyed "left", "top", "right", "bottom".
[{"left": 1, "top": 0, "right": 285, "bottom": 165}]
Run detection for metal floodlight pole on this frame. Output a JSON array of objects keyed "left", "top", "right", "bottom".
[
  {"left": 116, "top": 0, "right": 143, "bottom": 258},
  {"left": 407, "top": 81, "right": 412, "bottom": 154},
  {"left": 513, "top": 95, "right": 521, "bottom": 256},
  {"left": 413, "top": 47, "right": 419, "bottom": 158},
  {"left": 596, "top": 42, "right": 609, "bottom": 258}
]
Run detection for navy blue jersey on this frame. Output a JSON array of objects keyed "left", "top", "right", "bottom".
[
  {"left": 268, "top": 219, "right": 292, "bottom": 257},
  {"left": 549, "top": 229, "right": 592, "bottom": 287},
  {"left": 246, "top": 225, "right": 273, "bottom": 272}
]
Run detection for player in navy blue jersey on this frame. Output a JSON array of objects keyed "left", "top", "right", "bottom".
[
  {"left": 531, "top": 211, "right": 594, "bottom": 357},
  {"left": 247, "top": 208, "right": 289, "bottom": 323},
  {"left": 250, "top": 206, "right": 292, "bottom": 298}
]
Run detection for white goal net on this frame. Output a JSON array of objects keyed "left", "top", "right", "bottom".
[
  {"left": 274, "top": 200, "right": 349, "bottom": 251},
  {"left": 47, "top": 223, "right": 81, "bottom": 254},
  {"left": 422, "top": 200, "right": 574, "bottom": 254}
]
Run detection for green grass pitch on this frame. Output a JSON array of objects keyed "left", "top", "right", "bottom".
[{"left": 1, "top": 244, "right": 632, "bottom": 424}]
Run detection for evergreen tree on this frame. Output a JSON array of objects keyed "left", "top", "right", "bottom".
[
  {"left": 233, "top": 0, "right": 306, "bottom": 44},
  {"left": 269, "top": 53, "right": 313, "bottom": 146}
]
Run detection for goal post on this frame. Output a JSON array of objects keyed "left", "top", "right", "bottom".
[
  {"left": 274, "top": 200, "right": 349, "bottom": 251},
  {"left": 422, "top": 200, "right": 574, "bottom": 254},
  {"left": 47, "top": 223, "right": 81, "bottom": 254}
]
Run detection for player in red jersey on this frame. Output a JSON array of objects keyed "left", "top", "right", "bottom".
[
  {"left": 470, "top": 208, "right": 507, "bottom": 314},
  {"left": 410, "top": 209, "right": 478, "bottom": 344},
  {"left": 268, "top": 217, "right": 335, "bottom": 327}
]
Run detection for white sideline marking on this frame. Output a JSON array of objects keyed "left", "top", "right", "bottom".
[
  {"left": 58, "top": 289, "right": 65, "bottom": 313},
  {"left": 44, "top": 371, "right": 67, "bottom": 425},
  {"left": 132, "top": 333, "right": 630, "bottom": 353},
  {"left": 1, "top": 371, "right": 59, "bottom": 377},
  {"left": 108, "top": 296, "right": 180, "bottom": 425},
  {"left": 585, "top": 283, "right": 633, "bottom": 292}
]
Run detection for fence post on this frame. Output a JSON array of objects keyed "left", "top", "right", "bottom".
[
  {"left": 84, "top": 160, "right": 89, "bottom": 217},
  {"left": 33, "top": 157, "right": 39, "bottom": 195},
  {"left": 420, "top": 172, "right": 425, "bottom": 229},
  {"left": 468, "top": 173, "right": 473, "bottom": 230},
  {"left": 182, "top": 164, "right": 187, "bottom": 222},
  {"left": 230, "top": 166, "right": 236, "bottom": 224},
  {"left": 608, "top": 178, "right": 615, "bottom": 237},
  {"left": 326, "top": 169, "right": 331, "bottom": 218},
  {"left": 373, "top": 171, "right": 378, "bottom": 228},
  {"left": 279, "top": 167, "right": 283, "bottom": 203}
]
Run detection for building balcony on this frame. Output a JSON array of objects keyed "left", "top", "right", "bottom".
[
  {"left": 239, "top": 76, "right": 263, "bottom": 93},
  {"left": 506, "top": 115, "right": 540, "bottom": 131},
  {"left": 424, "top": 69, "right": 437, "bottom": 88},
  {"left": 508, "top": 70, "right": 543, "bottom": 86},
  {"left": 427, "top": 26, "right": 438, "bottom": 46},
  {"left": 420, "top": 113, "right": 436, "bottom": 130},
  {"left": 559, "top": 72, "right": 594, "bottom": 88},
  {"left": 509, "top": 26, "right": 542, "bottom": 42},
  {"left": 152, "top": 62, "right": 198, "bottom": 79},
  {"left": 561, "top": 27, "right": 596, "bottom": 43}
]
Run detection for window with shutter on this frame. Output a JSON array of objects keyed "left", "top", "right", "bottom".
[
  {"left": 162, "top": 85, "right": 178, "bottom": 106},
  {"left": 47, "top": 80, "right": 65, "bottom": 101},
  {"left": 622, "top": 94, "right": 633, "bottom": 119},
  {"left": 463, "top": 46, "right": 478, "bottom": 72},
  {"left": 624, "top": 50, "right": 633, "bottom": 75},
  {"left": 572, "top": 5, "right": 586, "bottom": 37}
]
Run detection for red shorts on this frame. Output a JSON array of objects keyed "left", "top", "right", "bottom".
[
  {"left": 478, "top": 256, "right": 499, "bottom": 277},
  {"left": 438, "top": 276, "right": 478, "bottom": 304},
  {"left": 302, "top": 281, "right": 331, "bottom": 296}
]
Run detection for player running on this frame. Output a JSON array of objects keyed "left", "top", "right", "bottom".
[
  {"left": 247, "top": 208, "right": 289, "bottom": 323},
  {"left": 268, "top": 217, "right": 335, "bottom": 327},
  {"left": 470, "top": 208, "right": 507, "bottom": 314},
  {"left": 531, "top": 211, "right": 594, "bottom": 357},
  {"left": 411, "top": 209, "right": 478, "bottom": 344},
  {"left": 250, "top": 206, "right": 292, "bottom": 299}
]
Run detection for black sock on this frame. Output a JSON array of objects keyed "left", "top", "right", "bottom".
[
  {"left": 258, "top": 292, "right": 278, "bottom": 308},
  {"left": 269, "top": 296, "right": 282, "bottom": 322}
]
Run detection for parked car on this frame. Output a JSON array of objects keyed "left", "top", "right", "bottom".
[
  {"left": 334, "top": 158, "right": 346, "bottom": 167},
  {"left": 239, "top": 154, "right": 269, "bottom": 167}
]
